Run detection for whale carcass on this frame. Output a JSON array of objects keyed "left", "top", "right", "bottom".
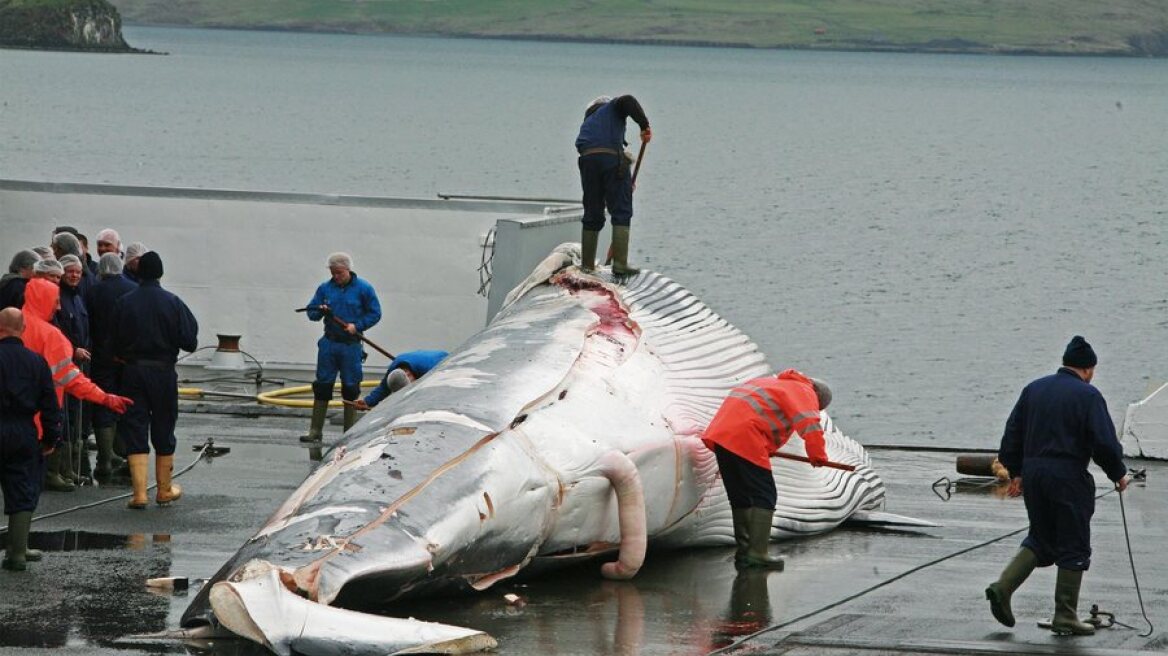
[{"left": 181, "top": 247, "right": 926, "bottom": 655}]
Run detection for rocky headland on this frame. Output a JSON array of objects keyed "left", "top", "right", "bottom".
[{"left": 0, "top": 0, "right": 143, "bottom": 52}]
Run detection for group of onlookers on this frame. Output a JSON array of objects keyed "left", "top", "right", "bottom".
[
  {"left": 1, "top": 226, "right": 147, "bottom": 493},
  {"left": 1, "top": 225, "right": 197, "bottom": 572}
]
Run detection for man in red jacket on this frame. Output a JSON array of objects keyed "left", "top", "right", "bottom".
[
  {"left": 703, "top": 369, "right": 832, "bottom": 570},
  {"left": 19, "top": 279, "right": 132, "bottom": 491}
]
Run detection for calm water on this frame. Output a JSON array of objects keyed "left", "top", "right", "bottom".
[{"left": 2, "top": 27, "right": 1166, "bottom": 449}]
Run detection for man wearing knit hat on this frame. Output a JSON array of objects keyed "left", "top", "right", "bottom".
[
  {"left": 985, "top": 335, "right": 1129, "bottom": 636},
  {"left": 112, "top": 251, "right": 198, "bottom": 509}
]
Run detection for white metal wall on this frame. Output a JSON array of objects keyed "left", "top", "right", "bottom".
[{"left": 0, "top": 181, "right": 581, "bottom": 371}]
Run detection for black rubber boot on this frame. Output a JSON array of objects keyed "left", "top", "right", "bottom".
[
  {"left": 985, "top": 547, "right": 1037, "bottom": 627},
  {"left": 1051, "top": 569, "right": 1095, "bottom": 636},
  {"left": 343, "top": 405, "right": 357, "bottom": 432},
  {"left": 731, "top": 508, "right": 750, "bottom": 566},
  {"left": 581, "top": 229, "right": 600, "bottom": 272},
  {"left": 738, "top": 508, "right": 784, "bottom": 571},
  {"left": 610, "top": 226, "right": 640, "bottom": 276}
]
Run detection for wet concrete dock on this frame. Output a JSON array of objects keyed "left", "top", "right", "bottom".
[{"left": 1, "top": 408, "right": 1164, "bottom": 655}]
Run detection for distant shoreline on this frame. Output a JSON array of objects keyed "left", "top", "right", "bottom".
[{"left": 121, "top": 22, "right": 1164, "bottom": 58}]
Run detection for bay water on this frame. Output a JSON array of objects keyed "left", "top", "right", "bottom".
[{"left": 2, "top": 27, "right": 1166, "bottom": 450}]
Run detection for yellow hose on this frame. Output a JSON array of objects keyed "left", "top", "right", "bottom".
[
  {"left": 255, "top": 381, "right": 379, "bottom": 408},
  {"left": 179, "top": 382, "right": 378, "bottom": 408}
]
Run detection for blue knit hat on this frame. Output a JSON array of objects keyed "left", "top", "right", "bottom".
[{"left": 1062, "top": 335, "right": 1097, "bottom": 369}]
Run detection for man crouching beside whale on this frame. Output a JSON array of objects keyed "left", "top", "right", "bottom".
[{"left": 703, "top": 369, "right": 832, "bottom": 570}]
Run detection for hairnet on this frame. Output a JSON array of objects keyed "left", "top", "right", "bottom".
[
  {"left": 96, "top": 228, "right": 120, "bottom": 246},
  {"left": 125, "top": 242, "right": 148, "bottom": 262},
  {"left": 7, "top": 250, "right": 40, "bottom": 274},
  {"left": 58, "top": 254, "right": 83, "bottom": 270},
  {"left": 810, "top": 378, "right": 832, "bottom": 410},
  {"left": 587, "top": 95, "right": 613, "bottom": 112},
  {"left": 34, "top": 258, "right": 64, "bottom": 276},
  {"left": 98, "top": 252, "right": 124, "bottom": 276},
  {"left": 327, "top": 252, "right": 353, "bottom": 270},
  {"left": 31, "top": 246, "right": 53, "bottom": 260},
  {"left": 52, "top": 232, "right": 82, "bottom": 257}
]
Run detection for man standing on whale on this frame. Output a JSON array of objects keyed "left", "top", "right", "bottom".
[{"left": 575, "top": 94, "right": 651, "bottom": 275}]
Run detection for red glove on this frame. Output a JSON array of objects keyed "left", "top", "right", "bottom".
[{"left": 103, "top": 393, "right": 134, "bottom": 414}]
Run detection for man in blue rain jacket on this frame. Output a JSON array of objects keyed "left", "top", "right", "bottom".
[
  {"left": 353, "top": 349, "right": 447, "bottom": 411},
  {"left": 303, "top": 252, "right": 381, "bottom": 441}
]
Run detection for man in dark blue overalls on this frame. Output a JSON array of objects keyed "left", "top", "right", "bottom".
[
  {"left": 0, "top": 308, "right": 63, "bottom": 571},
  {"left": 303, "top": 252, "right": 381, "bottom": 442},
  {"left": 84, "top": 253, "right": 138, "bottom": 482},
  {"left": 986, "top": 335, "right": 1129, "bottom": 636},
  {"left": 113, "top": 252, "right": 199, "bottom": 510},
  {"left": 575, "top": 95, "right": 651, "bottom": 275}
]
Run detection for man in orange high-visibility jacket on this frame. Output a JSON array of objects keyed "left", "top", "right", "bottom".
[
  {"left": 19, "top": 279, "right": 132, "bottom": 492},
  {"left": 703, "top": 369, "right": 832, "bottom": 570}
]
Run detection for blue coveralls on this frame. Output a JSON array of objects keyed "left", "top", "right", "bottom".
[
  {"left": 57, "top": 282, "right": 90, "bottom": 440},
  {"left": 84, "top": 274, "right": 137, "bottom": 429},
  {"left": 112, "top": 280, "right": 199, "bottom": 456},
  {"left": 0, "top": 336, "right": 62, "bottom": 514},
  {"left": 363, "top": 349, "right": 448, "bottom": 408},
  {"left": 998, "top": 368, "right": 1128, "bottom": 570},
  {"left": 306, "top": 272, "right": 381, "bottom": 403},
  {"left": 575, "top": 97, "right": 648, "bottom": 231}
]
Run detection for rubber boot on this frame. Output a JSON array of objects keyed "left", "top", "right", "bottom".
[
  {"left": 300, "top": 398, "right": 328, "bottom": 443},
  {"left": 610, "top": 226, "right": 640, "bottom": 277},
  {"left": 93, "top": 427, "right": 124, "bottom": 483},
  {"left": 1051, "top": 569, "right": 1095, "bottom": 636},
  {"left": 58, "top": 438, "right": 81, "bottom": 485},
  {"left": 126, "top": 454, "right": 150, "bottom": 510},
  {"left": 343, "top": 404, "right": 357, "bottom": 432},
  {"left": 731, "top": 508, "right": 750, "bottom": 566},
  {"left": 2, "top": 512, "right": 34, "bottom": 571},
  {"left": 985, "top": 547, "right": 1037, "bottom": 627},
  {"left": 43, "top": 451, "right": 75, "bottom": 492},
  {"left": 75, "top": 438, "right": 92, "bottom": 484},
  {"left": 581, "top": 228, "right": 600, "bottom": 272},
  {"left": 155, "top": 454, "right": 182, "bottom": 505},
  {"left": 739, "top": 508, "right": 784, "bottom": 570}
]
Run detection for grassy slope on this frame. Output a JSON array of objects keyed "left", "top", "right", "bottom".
[{"left": 109, "top": 0, "right": 1168, "bottom": 55}]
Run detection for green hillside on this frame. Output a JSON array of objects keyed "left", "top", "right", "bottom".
[{"left": 111, "top": 0, "right": 1168, "bottom": 56}]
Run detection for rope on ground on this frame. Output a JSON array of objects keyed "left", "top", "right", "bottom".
[
  {"left": 709, "top": 485, "right": 1137, "bottom": 655},
  {"left": 0, "top": 439, "right": 215, "bottom": 534},
  {"left": 1117, "top": 489, "right": 1154, "bottom": 637}
]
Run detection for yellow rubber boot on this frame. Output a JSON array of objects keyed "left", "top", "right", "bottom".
[
  {"left": 155, "top": 454, "right": 182, "bottom": 505},
  {"left": 126, "top": 454, "right": 150, "bottom": 509}
]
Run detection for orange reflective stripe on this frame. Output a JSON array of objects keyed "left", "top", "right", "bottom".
[
  {"left": 730, "top": 385, "right": 792, "bottom": 447},
  {"left": 57, "top": 369, "right": 80, "bottom": 386}
]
